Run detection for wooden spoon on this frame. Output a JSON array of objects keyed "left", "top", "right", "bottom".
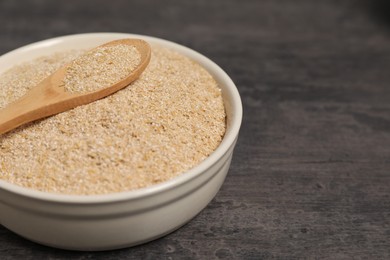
[{"left": 0, "top": 38, "right": 151, "bottom": 135}]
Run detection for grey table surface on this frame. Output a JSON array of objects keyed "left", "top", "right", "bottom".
[{"left": 0, "top": 0, "right": 390, "bottom": 259}]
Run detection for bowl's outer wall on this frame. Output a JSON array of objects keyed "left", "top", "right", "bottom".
[{"left": 0, "top": 152, "right": 234, "bottom": 250}]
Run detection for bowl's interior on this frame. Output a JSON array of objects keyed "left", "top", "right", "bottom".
[{"left": 0, "top": 33, "right": 242, "bottom": 203}]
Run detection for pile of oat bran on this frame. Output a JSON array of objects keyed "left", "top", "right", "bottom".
[{"left": 0, "top": 45, "right": 226, "bottom": 195}]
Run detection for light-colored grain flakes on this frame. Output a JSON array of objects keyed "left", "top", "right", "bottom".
[
  {"left": 0, "top": 44, "right": 226, "bottom": 195},
  {"left": 63, "top": 44, "right": 140, "bottom": 93}
]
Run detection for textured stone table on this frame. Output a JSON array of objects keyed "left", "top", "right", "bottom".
[{"left": 0, "top": 0, "right": 389, "bottom": 259}]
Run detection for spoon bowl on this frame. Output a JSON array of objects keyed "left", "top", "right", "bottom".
[{"left": 0, "top": 38, "right": 151, "bottom": 135}]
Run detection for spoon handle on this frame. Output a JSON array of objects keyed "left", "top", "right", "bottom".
[{"left": 0, "top": 80, "right": 67, "bottom": 135}]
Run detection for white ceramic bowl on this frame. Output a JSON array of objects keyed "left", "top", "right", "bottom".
[{"left": 0, "top": 33, "right": 242, "bottom": 251}]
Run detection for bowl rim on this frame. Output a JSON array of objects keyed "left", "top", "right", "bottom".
[{"left": 0, "top": 32, "right": 242, "bottom": 204}]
